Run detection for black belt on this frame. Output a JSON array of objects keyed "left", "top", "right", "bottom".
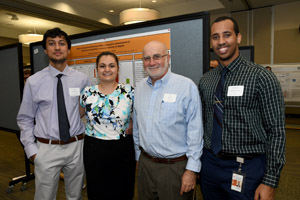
[
  {"left": 205, "top": 148, "right": 262, "bottom": 160},
  {"left": 37, "top": 133, "right": 84, "bottom": 145},
  {"left": 141, "top": 149, "right": 187, "bottom": 164}
]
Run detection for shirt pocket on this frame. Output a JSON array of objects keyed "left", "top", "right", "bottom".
[{"left": 159, "top": 102, "right": 177, "bottom": 124}]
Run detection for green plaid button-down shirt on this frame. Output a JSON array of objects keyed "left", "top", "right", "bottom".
[{"left": 199, "top": 55, "right": 285, "bottom": 188}]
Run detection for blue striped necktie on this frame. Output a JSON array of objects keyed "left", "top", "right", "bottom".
[{"left": 211, "top": 67, "right": 228, "bottom": 154}]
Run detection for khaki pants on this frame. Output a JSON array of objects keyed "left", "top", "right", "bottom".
[
  {"left": 34, "top": 140, "right": 84, "bottom": 200},
  {"left": 138, "top": 153, "right": 194, "bottom": 200}
]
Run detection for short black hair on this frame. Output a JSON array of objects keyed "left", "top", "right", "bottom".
[
  {"left": 42, "top": 27, "right": 71, "bottom": 50},
  {"left": 96, "top": 51, "right": 119, "bottom": 68},
  {"left": 212, "top": 16, "right": 240, "bottom": 36}
]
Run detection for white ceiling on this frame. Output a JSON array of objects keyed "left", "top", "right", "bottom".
[
  {"left": 0, "top": 10, "right": 89, "bottom": 39},
  {"left": 0, "top": 0, "right": 298, "bottom": 42}
]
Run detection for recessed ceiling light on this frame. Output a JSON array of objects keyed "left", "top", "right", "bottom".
[
  {"left": 152, "top": 0, "right": 157, "bottom": 2},
  {"left": 109, "top": 10, "right": 114, "bottom": 13}
]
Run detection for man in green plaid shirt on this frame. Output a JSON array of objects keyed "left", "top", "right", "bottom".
[{"left": 199, "top": 16, "right": 285, "bottom": 200}]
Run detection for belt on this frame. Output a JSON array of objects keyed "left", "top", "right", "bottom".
[
  {"left": 37, "top": 133, "right": 84, "bottom": 145},
  {"left": 141, "top": 150, "right": 187, "bottom": 164},
  {"left": 205, "top": 148, "right": 262, "bottom": 160}
]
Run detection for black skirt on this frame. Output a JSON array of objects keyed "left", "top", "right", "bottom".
[{"left": 83, "top": 134, "right": 136, "bottom": 200}]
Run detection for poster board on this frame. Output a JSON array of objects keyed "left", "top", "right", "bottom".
[
  {"left": 68, "top": 29, "right": 170, "bottom": 86},
  {"left": 265, "top": 64, "right": 300, "bottom": 102},
  {"left": 0, "top": 43, "right": 23, "bottom": 133},
  {"left": 30, "top": 12, "right": 210, "bottom": 85}
]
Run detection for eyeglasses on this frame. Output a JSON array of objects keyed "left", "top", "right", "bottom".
[{"left": 142, "top": 54, "right": 168, "bottom": 62}]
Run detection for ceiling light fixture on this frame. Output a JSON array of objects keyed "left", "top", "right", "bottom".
[
  {"left": 19, "top": 34, "right": 43, "bottom": 45},
  {"left": 19, "top": 27, "right": 43, "bottom": 45},
  {"left": 119, "top": 0, "right": 160, "bottom": 25}
]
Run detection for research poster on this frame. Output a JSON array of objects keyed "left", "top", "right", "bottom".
[
  {"left": 67, "top": 29, "right": 171, "bottom": 86},
  {"left": 269, "top": 64, "right": 300, "bottom": 102}
]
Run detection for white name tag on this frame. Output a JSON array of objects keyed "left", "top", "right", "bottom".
[
  {"left": 227, "top": 86, "right": 244, "bottom": 96},
  {"left": 69, "top": 88, "right": 80, "bottom": 96},
  {"left": 163, "top": 94, "right": 177, "bottom": 103}
]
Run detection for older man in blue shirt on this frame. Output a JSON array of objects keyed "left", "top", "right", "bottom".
[{"left": 133, "top": 40, "right": 203, "bottom": 200}]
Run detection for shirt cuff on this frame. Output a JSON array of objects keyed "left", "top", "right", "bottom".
[
  {"left": 24, "top": 143, "right": 38, "bottom": 159},
  {"left": 262, "top": 173, "right": 280, "bottom": 188},
  {"left": 135, "top": 149, "right": 141, "bottom": 161},
  {"left": 186, "top": 157, "right": 201, "bottom": 173}
]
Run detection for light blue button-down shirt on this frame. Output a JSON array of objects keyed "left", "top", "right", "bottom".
[
  {"left": 17, "top": 65, "right": 90, "bottom": 158},
  {"left": 133, "top": 70, "right": 204, "bottom": 172}
]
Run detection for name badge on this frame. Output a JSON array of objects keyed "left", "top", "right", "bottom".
[
  {"left": 69, "top": 88, "right": 80, "bottom": 96},
  {"left": 231, "top": 172, "right": 244, "bottom": 192},
  {"left": 163, "top": 94, "right": 177, "bottom": 103},
  {"left": 227, "top": 86, "right": 244, "bottom": 96}
]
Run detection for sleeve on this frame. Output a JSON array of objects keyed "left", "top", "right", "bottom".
[
  {"left": 185, "top": 83, "right": 204, "bottom": 173},
  {"left": 258, "top": 70, "right": 286, "bottom": 188},
  {"left": 80, "top": 73, "right": 90, "bottom": 106},
  {"left": 130, "top": 86, "right": 134, "bottom": 117},
  {"left": 132, "top": 97, "right": 141, "bottom": 161},
  {"left": 80, "top": 86, "right": 88, "bottom": 108},
  {"left": 121, "top": 85, "right": 134, "bottom": 133},
  {"left": 16, "top": 80, "right": 38, "bottom": 159}
]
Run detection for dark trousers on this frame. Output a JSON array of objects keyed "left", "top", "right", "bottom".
[
  {"left": 83, "top": 135, "right": 136, "bottom": 200},
  {"left": 200, "top": 148, "right": 266, "bottom": 200}
]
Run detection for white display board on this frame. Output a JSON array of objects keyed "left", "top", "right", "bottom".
[{"left": 266, "top": 64, "right": 300, "bottom": 102}]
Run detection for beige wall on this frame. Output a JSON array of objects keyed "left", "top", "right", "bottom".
[
  {"left": 274, "top": 1, "right": 300, "bottom": 63},
  {"left": 274, "top": 29, "right": 300, "bottom": 63},
  {"left": 232, "top": 11, "right": 249, "bottom": 47},
  {"left": 22, "top": 46, "right": 30, "bottom": 66},
  {"left": 252, "top": 7, "right": 272, "bottom": 64},
  {"left": 211, "top": 1, "right": 300, "bottom": 65},
  {"left": 0, "top": 37, "right": 18, "bottom": 47}
]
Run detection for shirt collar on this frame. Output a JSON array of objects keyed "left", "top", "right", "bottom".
[
  {"left": 48, "top": 64, "right": 70, "bottom": 78},
  {"left": 218, "top": 54, "right": 243, "bottom": 72},
  {"left": 146, "top": 69, "right": 171, "bottom": 87}
]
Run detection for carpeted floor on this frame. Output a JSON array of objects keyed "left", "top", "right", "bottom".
[{"left": 0, "top": 127, "right": 299, "bottom": 200}]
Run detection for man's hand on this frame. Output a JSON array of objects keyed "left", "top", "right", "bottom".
[
  {"left": 180, "top": 170, "right": 197, "bottom": 195},
  {"left": 254, "top": 183, "right": 275, "bottom": 200},
  {"left": 136, "top": 161, "right": 139, "bottom": 170},
  {"left": 30, "top": 154, "right": 36, "bottom": 163}
]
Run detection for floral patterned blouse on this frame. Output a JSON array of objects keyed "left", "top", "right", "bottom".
[{"left": 80, "top": 84, "right": 134, "bottom": 140}]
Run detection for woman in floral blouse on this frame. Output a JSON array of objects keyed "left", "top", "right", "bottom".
[{"left": 80, "top": 51, "right": 135, "bottom": 200}]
